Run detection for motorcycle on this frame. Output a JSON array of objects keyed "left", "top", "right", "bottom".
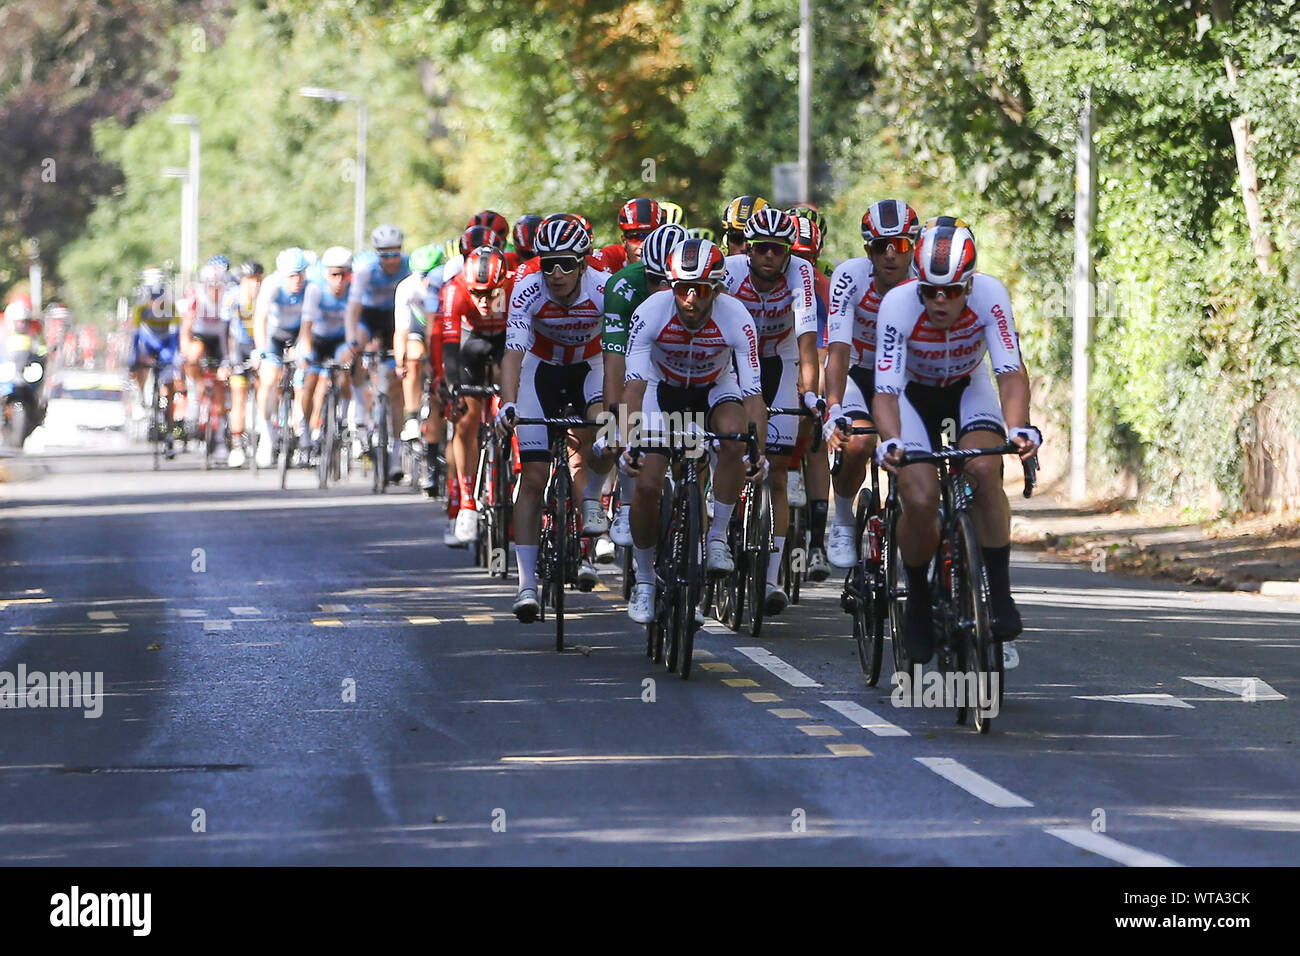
[{"left": 0, "top": 332, "right": 50, "bottom": 449}]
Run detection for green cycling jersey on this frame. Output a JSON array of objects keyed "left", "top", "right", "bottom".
[{"left": 602, "top": 261, "right": 651, "bottom": 356}]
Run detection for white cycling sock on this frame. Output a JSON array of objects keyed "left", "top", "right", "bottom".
[
  {"left": 583, "top": 468, "right": 606, "bottom": 502},
  {"left": 709, "top": 500, "right": 735, "bottom": 542},
  {"left": 768, "top": 535, "right": 785, "bottom": 585},
  {"left": 516, "top": 545, "right": 538, "bottom": 590},
  {"left": 834, "top": 493, "right": 856, "bottom": 528},
  {"left": 635, "top": 547, "right": 656, "bottom": 586}
]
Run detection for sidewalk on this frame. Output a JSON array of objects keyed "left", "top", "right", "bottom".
[{"left": 1011, "top": 490, "right": 1300, "bottom": 596}]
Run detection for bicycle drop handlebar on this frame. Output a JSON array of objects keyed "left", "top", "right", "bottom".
[{"left": 897, "top": 441, "right": 1037, "bottom": 498}]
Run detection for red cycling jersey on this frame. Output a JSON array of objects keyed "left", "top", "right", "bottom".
[{"left": 440, "top": 272, "right": 513, "bottom": 343}]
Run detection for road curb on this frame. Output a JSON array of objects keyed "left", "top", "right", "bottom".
[{"left": 1259, "top": 580, "right": 1300, "bottom": 598}]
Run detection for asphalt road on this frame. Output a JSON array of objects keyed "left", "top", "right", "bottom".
[{"left": 1, "top": 448, "right": 1297, "bottom": 865}]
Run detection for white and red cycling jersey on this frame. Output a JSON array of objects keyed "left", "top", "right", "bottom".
[
  {"left": 722, "top": 254, "right": 819, "bottom": 360},
  {"left": 183, "top": 283, "right": 227, "bottom": 339},
  {"left": 506, "top": 267, "right": 609, "bottom": 365},
  {"left": 828, "top": 256, "right": 887, "bottom": 368},
  {"left": 874, "top": 273, "right": 1023, "bottom": 392},
  {"left": 625, "top": 289, "right": 761, "bottom": 395}
]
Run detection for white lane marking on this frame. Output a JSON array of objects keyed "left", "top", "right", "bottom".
[
  {"left": 87, "top": 611, "right": 117, "bottom": 620},
  {"left": 230, "top": 607, "right": 261, "bottom": 616},
  {"left": 821, "top": 699, "right": 910, "bottom": 737},
  {"left": 319, "top": 604, "right": 351, "bottom": 613},
  {"left": 177, "top": 609, "right": 206, "bottom": 618},
  {"left": 1074, "top": 693, "right": 1194, "bottom": 708},
  {"left": 1044, "top": 827, "right": 1183, "bottom": 867},
  {"left": 202, "top": 620, "right": 233, "bottom": 632},
  {"left": 915, "top": 757, "right": 1034, "bottom": 808},
  {"left": 734, "top": 647, "right": 822, "bottom": 688},
  {"left": 701, "top": 621, "right": 733, "bottom": 636},
  {"left": 1180, "top": 676, "right": 1286, "bottom": 700}
]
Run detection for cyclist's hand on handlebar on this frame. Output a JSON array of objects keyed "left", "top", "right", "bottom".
[
  {"left": 494, "top": 401, "right": 517, "bottom": 436},
  {"left": 217, "top": 363, "right": 231, "bottom": 383},
  {"left": 619, "top": 445, "right": 641, "bottom": 477},
  {"left": 874, "top": 437, "right": 905, "bottom": 474},
  {"left": 1008, "top": 425, "right": 1042, "bottom": 461},
  {"left": 824, "top": 412, "right": 850, "bottom": 451},
  {"left": 745, "top": 453, "right": 769, "bottom": 483},
  {"left": 802, "top": 390, "right": 825, "bottom": 417},
  {"left": 592, "top": 431, "right": 620, "bottom": 459}
]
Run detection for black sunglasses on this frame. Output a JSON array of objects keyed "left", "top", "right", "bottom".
[{"left": 540, "top": 256, "right": 581, "bottom": 275}]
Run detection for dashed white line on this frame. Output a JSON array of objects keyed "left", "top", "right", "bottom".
[
  {"left": 177, "top": 609, "right": 206, "bottom": 618},
  {"left": 319, "top": 604, "right": 351, "bottom": 613},
  {"left": 202, "top": 620, "right": 233, "bottom": 632},
  {"left": 1180, "top": 676, "right": 1285, "bottom": 700},
  {"left": 87, "top": 611, "right": 117, "bottom": 620},
  {"left": 1043, "top": 827, "right": 1183, "bottom": 867},
  {"left": 821, "top": 699, "right": 910, "bottom": 736},
  {"left": 229, "top": 607, "right": 261, "bottom": 616},
  {"left": 915, "top": 757, "right": 1034, "bottom": 808},
  {"left": 734, "top": 647, "right": 822, "bottom": 688}
]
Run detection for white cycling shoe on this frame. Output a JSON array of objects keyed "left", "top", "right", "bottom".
[
  {"left": 513, "top": 587, "right": 540, "bottom": 623},
  {"left": 705, "top": 538, "right": 734, "bottom": 576},
  {"left": 594, "top": 534, "right": 616, "bottom": 563},
  {"left": 1002, "top": 644, "right": 1020, "bottom": 670},
  {"left": 763, "top": 583, "right": 789, "bottom": 615},
  {"left": 578, "top": 560, "right": 599, "bottom": 591},
  {"left": 787, "top": 471, "right": 807, "bottom": 508},
  {"left": 610, "top": 504, "right": 633, "bottom": 547},
  {"left": 400, "top": 417, "right": 421, "bottom": 441},
  {"left": 454, "top": 508, "right": 479, "bottom": 543},
  {"left": 827, "top": 525, "right": 858, "bottom": 568},
  {"left": 806, "top": 546, "right": 831, "bottom": 582},
  {"left": 227, "top": 445, "right": 246, "bottom": 469},
  {"left": 581, "top": 498, "right": 609, "bottom": 536},
  {"left": 255, "top": 432, "right": 273, "bottom": 469},
  {"left": 628, "top": 583, "right": 655, "bottom": 624}
]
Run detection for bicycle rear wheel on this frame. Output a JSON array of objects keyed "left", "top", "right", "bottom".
[
  {"left": 954, "top": 510, "right": 998, "bottom": 733},
  {"left": 277, "top": 388, "right": 293, "bottom": 490},
  {"left": 372, "top": 403, "right": 388, "bottom": 494},
  {"left": 552, "top": 468, "right": 569, "bottom": 653}
]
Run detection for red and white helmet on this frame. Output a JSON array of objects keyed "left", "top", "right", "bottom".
[
  {"left": 667, "top": 238, "right": 726, "bottom": 286},
  {"left": 534, "top": 216, "right": 593, "bottom": 257},
  {"left": 617, "top": 198, "right": 665, "bottom": 233},
  {"left": 467, "top": 210, "right": 510, "bottom": 245},
  {"left": 914, "top": 223, "right": 977, "bottom": 287},
  {"left": 861, "top": 199, "right": 922, "bottom": 244},
  {"left": 463, "top": 246, "right": 510, "bottom": 291}
]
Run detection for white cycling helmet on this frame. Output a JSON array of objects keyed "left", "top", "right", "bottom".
[
  {"left": 321, "top": 246, "right": 353, "bottom": 270},
  {"left": 370, "top": 224, "right": 404, "bottom": 249},
  {"left": 641, "top": 223, "right": 689, "bottom": 278},
  {"left": 276, "top": 247, "right": 310, "bottom": 275}
]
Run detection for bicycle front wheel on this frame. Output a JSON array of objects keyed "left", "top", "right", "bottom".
[
  {"left": 954, "top": 510, "right": 998, "bottom": 734},
  {"left": 674, "top": 483, "right": 703, "bottom": 679},
  {"left": 277, "top": 389, "right": 293, "bottom": 490},
  {"left": 372, "top": 404, "right": 388, "bottom": 494},
  {"left": 853, "top": 486, "right": 884, "bottom": 687},
  {"left": 745, "top": 481, "right": 772, "bottom": 638},
  {"left": 884, "top": 495, "right": 909, "bottom": 677},
  {"left": 552, "top": 473, "right": 569, "bottom": 653},
  {"left": 318, "top": 393, "right": 335, "bottom": 489}
]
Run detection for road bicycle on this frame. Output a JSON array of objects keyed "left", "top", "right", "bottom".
[
  {"left": 888, "top": 442, "right": 1037, "bottom": 733},
  {"left": 194, "top": 356, "right": 227, "bottom": 471},
  {"left": 272, "top": 347, "right": 298, "bottom": 490},
  {"left": 511, "top": 410, "right": 603, "bottom": 652},
  {"left": 315, "top": 358, "right": 352, "bottom": 489},
  {"left": 634, "top": 422, "right": 760, "bottom": 679},
  {"left": 457, "top": 383, "right": 512, "bottom": 579},
  {"left": 773, "top": 403, "right": 825, "bottom": 606},
  {"left": 361, "top": 349, "right": 395, "bottom": 494}
]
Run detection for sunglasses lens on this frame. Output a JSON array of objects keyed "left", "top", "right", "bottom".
[
  {"left": 378, "top": 251, "right": 401, "bottom": 259},
  {"left": 541, "top": 257, "right": 579, "bottom": 274},
  {"left": 920, "top": 283, "right": 965, "bottom": 299},
  {"left": 673, "top": 282, "right": 711, "bottom": 298},
  {"left": 753, "top": 242, "right": 788, "bottom": 256}
]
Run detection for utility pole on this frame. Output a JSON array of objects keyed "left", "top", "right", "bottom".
[
  {"left": 169, "top": 115, "right": 201, "bottom": 286},
  {"left": 798, "top": 0, "right": 813, "bottom": 203},
  {"left": 1071, "top": 88, "right": 1096, "bottom": 504}
]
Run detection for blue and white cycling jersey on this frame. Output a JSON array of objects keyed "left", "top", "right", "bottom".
[
  {"left": 347, "top": 250, "right": 411, "bottom": 310},
  {"left": 221, "top": 286, "right": 258, "bottom": 346},
  {"left": 302, "top": 276, "right": 351, "bottom": 339},
  {"left": 257, "top": 270, "right": 307, "bottom": 336}
]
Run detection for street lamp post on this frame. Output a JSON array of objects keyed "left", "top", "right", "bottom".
[
  {"left": 161, "top": 166, "right": 190, "bottom": 292},
  {"left": 168, "top": 115, "right": 200, "bottom": 287},
  {"left": 298, "top": 87, "right": 367, "bottom": 252}
]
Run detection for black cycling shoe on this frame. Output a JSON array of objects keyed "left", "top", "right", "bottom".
[
  {"left": 991, "top": 594, "right": 1023, "bottom": 641},
  {"left": 902, "top": 594, "right": 934, "bottom": 664}
]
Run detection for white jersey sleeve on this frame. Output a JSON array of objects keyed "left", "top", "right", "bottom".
[
  {"left": 506, "top": 271, "right": 543, "bottom": 353},
  {"left": 966, "top": 273, "right": 1023, "bottom": 375},
  {"left": 788, "top": 256, "right": 819, "bottom": 341}
]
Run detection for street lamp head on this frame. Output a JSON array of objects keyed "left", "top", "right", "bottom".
[
  {"left": 168, "top": 114, "right": 199, "bottom": 126},
  {"left": 298, "top": 86, "right": 353, "bottom": 102}
]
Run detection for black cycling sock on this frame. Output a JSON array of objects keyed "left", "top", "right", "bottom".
[
  {"left": 904, "top": 562, "right": 931, "bottom": 601},
  {"left": 810, "top": 499, "right": 829, "bottom": 549},
  {"left": 982, "top": 545, "right": 1013, "bottom": 606}
]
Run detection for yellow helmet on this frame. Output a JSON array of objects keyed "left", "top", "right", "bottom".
[
  {"left": 659, "top": 201, "right": 685, "bottom": 227},
  {"left": 721, "top": 195, "right": 769, "bottom": 233}
]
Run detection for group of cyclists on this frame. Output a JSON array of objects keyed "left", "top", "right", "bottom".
[{"left": 127, "top": 193, "right": 1042, "bottom": 672}]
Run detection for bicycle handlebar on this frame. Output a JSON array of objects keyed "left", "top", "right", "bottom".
[
  {"left": 829, "top": 422, "right": 879, "bottom": 477},
  {"left": 898, "top": 441, "right": 1036, "bottom": 498},
  {"left": 769, "top": 402, "right": 827, "bottom": 453}
]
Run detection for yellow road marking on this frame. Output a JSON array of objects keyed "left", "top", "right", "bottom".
[
  {"left": 722, "top": 678, "right": 759, "bottom": 688},
  {"left": 700, "top": 662, "right": 737, "bottom": 673},
  {"left": 769, "top": 708, "right": 810, "bottom": 719},
  {"left": 825, "top": 744, "right": 872, "bottom": 756},
  {"left": 312, "top": 618, "right": 344, "bottom": 627},
  {"left": 465, "top": 614, "right": 494, "bottom": 625},
  {"left": 0, "top": 598, "right": 54, "bottom": 609},
  {"left": 744, "top": 692, "right": 783, "bottom": 703},
  {"left": 87, "top": 611, "right": 117, "bottom": 620},
  {"left": 407, "top": 616, "right": 441, "bottom": 625},
  {"left": 797, "top": 725, "right": 841, "bottom": 737}
]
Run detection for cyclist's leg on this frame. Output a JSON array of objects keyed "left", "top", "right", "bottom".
[
  {"left": 956, "top": 372, "right": 1017, "bottom": 635},
  {"left": 512, "top": 353, "right": 555, "bottom": 600},
  {"left": 829, "top": 368, "right": 878, "bottom": 566},
  {"left": 576, "top": 358, "right": 613, "bottom": 535}
]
